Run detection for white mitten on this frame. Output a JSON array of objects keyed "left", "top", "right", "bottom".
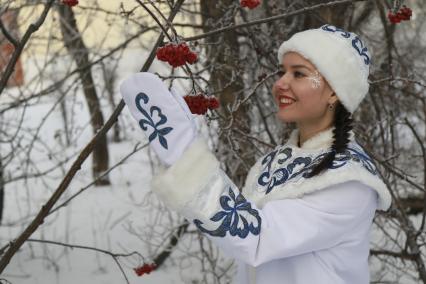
[{"left": 119, "top": 72, "right": 198, "bottom": 166}]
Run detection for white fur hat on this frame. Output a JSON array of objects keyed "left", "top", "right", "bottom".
[{"left": 277, "top": 24, "right": 371, "bottom": 114}]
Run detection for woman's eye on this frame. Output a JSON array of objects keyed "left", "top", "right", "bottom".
[{"left": 276, "top": 70, "right": 304, "bottom": 77}]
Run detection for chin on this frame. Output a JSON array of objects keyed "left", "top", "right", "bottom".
[{"left": 276, "top": 112, "right": 298, "bottom": 123}]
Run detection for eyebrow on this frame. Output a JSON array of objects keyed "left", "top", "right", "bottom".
[{"left": 281, "top": 64, "right": 311, "bottom": 71}]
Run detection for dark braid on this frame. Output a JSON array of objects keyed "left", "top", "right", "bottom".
[{"left": 305, "top": 101, "right": 354, "bottom": 178}]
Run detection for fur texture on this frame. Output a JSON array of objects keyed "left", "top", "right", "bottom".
[{"left": 150, "top": 137, "right": 220, "bottom": 212}]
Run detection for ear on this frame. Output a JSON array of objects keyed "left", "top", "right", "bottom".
[{"left": 328, "top": 92, "right": 339, "bottom": 105}]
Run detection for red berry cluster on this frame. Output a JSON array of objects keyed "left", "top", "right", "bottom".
[
  {"left": 183, "top": 94, "right": 220, "bottom": 115},
  {"left": 156, "top": 42, "right": 198, "bottom": 68},
  {"left": 388, "top": 5, "right": 412, "bottom": 23},
  {"left": 62, "top": 0, "right": 78, "bottom": 7},
  {"left": 133, "top": 263, "right": 157, "bottom": 276},
  {"left": 240, "top": 0, "right": 261, "bottom": 9}
]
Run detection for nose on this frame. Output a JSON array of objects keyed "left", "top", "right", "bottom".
[{"left": 275, "top": 72, "right": 290, "bottom": 91}]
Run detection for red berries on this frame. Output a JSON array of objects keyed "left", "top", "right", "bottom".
[
  {"left": 183, "top": 94, "right": 220, "bottom": 115},
  {"left": 62, "top": 0, "right": 78, "bottom": 6},
  {"left": 240, "top": 0, "right": 261, "bottom": 9},
  {"left": 133, "top": 263, "right": 157, "bottom": 276},
  {"left": 156, "top": 42, "right": 198, "bottom": 68},
  {"left": 388, "top": 5, "right": 412, "bottom": 24}
]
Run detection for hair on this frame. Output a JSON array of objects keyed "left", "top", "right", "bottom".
[{"left": 305, "top": 101, "right": 353, "bottom": 178}]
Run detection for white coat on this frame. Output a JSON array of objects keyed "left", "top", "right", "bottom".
[{"left": 150, "top": 126, "right": 392, "bottom": 284}]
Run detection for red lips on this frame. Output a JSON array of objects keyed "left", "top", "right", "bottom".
[
  {"left": 278, "top": 94, "right": 296, "bottom": 101},
  {"left": 276, "top": 94, "right": 296, "bottom": 108}
]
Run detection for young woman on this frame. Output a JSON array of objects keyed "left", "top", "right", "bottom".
[{"left": 120, "top": 24, "right": 392, "bottom": 284}]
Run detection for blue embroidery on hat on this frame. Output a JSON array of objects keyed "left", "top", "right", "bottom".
[
  {"left": 321, "top": 24, "right": 351, "bottom": 38},
  {"left": 320, "top": 24, "right": 370, "bottom": 66},
  {"left": 257, "top": 143, "right": 378, "bottom": 194},
  {"left": 135, "top": 92, "right": 173, "bottom": 149},
  {"left": 352, "top": 36, "right": 370, "bottom": 65},
  {"left": 193, "top": 186, "right": 261, "bottom": 238}
]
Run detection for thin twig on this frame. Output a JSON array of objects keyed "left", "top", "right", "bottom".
[
  {"left": 26, "top": 238, "right": 144, "bottom": 284},
  {"left": 183, "top": 0, "right": 370, "bottom": 42},
  {"left": 0, "top": 15, "right": 19, "bottom": 46},
  {"left": 49, "top": 142, "right": 149, "bottom": 215},
  {"left": 0, "top": 0, "right": 55, "bottom": 97}
]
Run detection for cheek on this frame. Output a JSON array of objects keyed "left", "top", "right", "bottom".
[
  {"left": 271, "top": 81, "right": 280, "bottom": 95},
  {"left": 297, "top": 77, "right": 323, "bottom": 94},
  {"left": 294, "top": 87, "right": 327, "bottom": 115},
  {"left": 294, "top": 84, "right": 322, "bottom": 104}
]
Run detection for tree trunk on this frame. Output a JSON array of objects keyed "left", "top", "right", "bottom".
[
  {"left": 302, "top": 0, "right": 352, "bottom": 29},
  {"left": 200, "top": 0, "right": 256, "bottom": 188},
  {"left": 57, "top": 5, "right": 110, "bottom": 185},
  {"left": 100, "top": 61, "right": 121, "bottom": 142}
]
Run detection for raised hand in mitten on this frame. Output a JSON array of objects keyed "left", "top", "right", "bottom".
[{"left": 119, "top": 72, "right": 198, "bottom": 167}]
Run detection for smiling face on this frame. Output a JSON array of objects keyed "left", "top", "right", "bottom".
[{"left": 272, "top": 52, "right": 338, "bottom": 126}]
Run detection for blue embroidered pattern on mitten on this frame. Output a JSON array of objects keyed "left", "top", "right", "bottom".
[
  {"left": 135, "top": 92, "right": 173, "bottom": 149},
  {"left": 258, "top": 144, "right": 378, "bottom": 194},
  {"left": 193, "top": 186, "right": 261, "bottom": 238},
  {"left": 321, "top": 24, "right": 370, "bottom": 66}
]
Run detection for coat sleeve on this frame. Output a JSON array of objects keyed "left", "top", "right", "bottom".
[{"left": 150, "top": 137, "right": 378, "bottom": 267}]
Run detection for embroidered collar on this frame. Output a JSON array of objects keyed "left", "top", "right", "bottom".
[{"left": 286, "top": 126, "right": 356, "bottom": 151}]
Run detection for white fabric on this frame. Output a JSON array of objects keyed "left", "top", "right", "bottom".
[
  {"left": 277, "top": 24, "right": 371, "bottom": 114},
  {"left": 232, "top": 181, "right": 376, "bottom": 284},
  {"left": 150, "top": 127, "right": 392, "bottom": 284},
  {"left": 119, "top": 72, "right": 197, "bottom": 166}
]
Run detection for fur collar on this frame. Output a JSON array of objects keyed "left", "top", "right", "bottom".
[
  {"left": 242, "top": 126, "right": 392, "bottom": 211},
  {"left": 285, "top": 126, "right": 356, "bottom": 151}
]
